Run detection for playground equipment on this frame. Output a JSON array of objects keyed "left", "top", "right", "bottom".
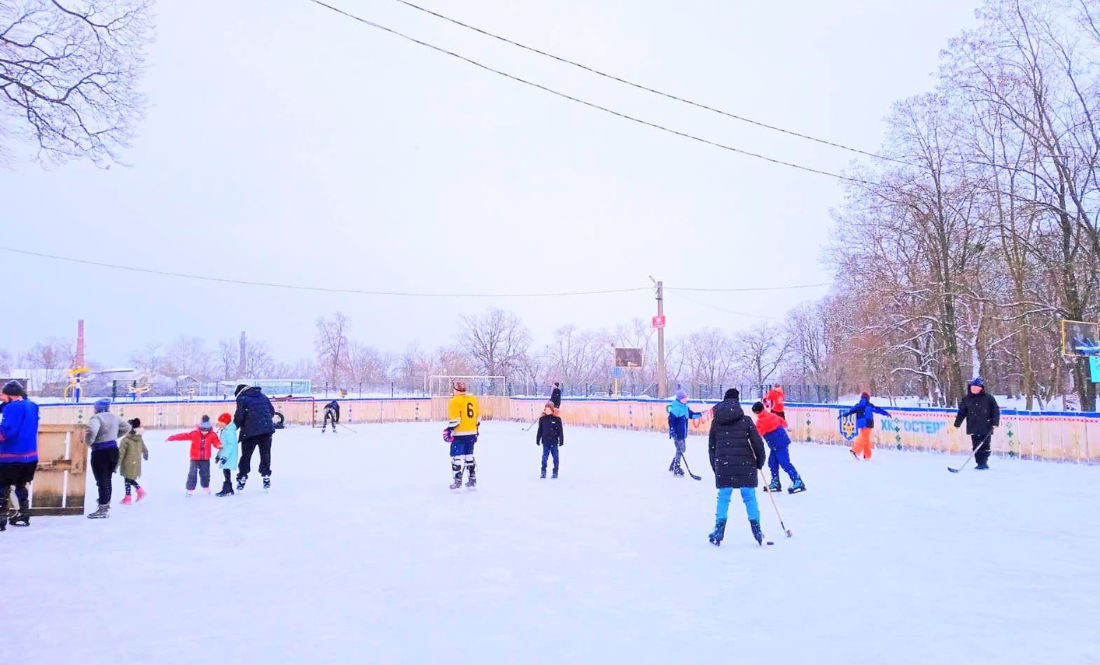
[{"left": 62, "top": 366, "right": 91, "bottom": 402}]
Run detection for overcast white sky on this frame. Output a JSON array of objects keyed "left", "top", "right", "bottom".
[{"left": 0, "top": 0, "right": 978, "bottom": 366}]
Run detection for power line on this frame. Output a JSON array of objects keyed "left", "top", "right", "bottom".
[
  {"left": 668, "top": 290, "right": 781, "bottom": 321},
  {"left": 669, "top": 282, "right": 832, "bottom": 293},
  {"left": 305, "top": 0, "right": 870, "bottom": 184},
  {"left": 386, "top": 0, "right": 903, "bottom": 165},
  {"left": 0, "top": 247, "right": 649, "bottom": 298}
]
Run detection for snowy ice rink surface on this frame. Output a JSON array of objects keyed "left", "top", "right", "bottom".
[{"left": 6, "top": 422, "right": 1100, "bottom": 665}]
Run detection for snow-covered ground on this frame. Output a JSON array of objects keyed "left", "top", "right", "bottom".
[{"left": 7, "top": 423, "right": 1099, "bottom": 664}]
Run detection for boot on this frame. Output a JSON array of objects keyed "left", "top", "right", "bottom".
[
  {"left": 135, "top": 487, "right": 148, "bottom": 502},
  {"left": 449, "top": 474, "right": 463, "bottom": 491},
  {"left": 236, "top": 474, "right": 247, "bottom": 492},
  {"left": 262, "top": 476, "right": 271, "bottom": 491},
  {"left": 708, "top": 519, "right": 727, "bottom": 546},
  {"left": 120, "top": 494, "right": 133, "bottom": 506},
  {"left": 551, "top": 469, "right": 558, "bottom": 479},
  {"left": 787, "top": 477, "right": 806, "bottom": 494},
  {"left": 540, "top": 468, "right": 547, "bottom": 479},
  {"left": 216, "top": 480, "right": 234, "bottom": 497},
  {"left": 749, "top": 519, "right": 764, "bottom": 545},
  {"left": 10, "top": 511, "right": 29, "bottom": 527},
  {"left": 763, "top": 476, "right": 782, "bottom": 493},
  {"left": 975, "top": 462, "right": 990, "bottom": 470},
  {"left": 87, "top": 504, "right": 110, "bottom": 519}
]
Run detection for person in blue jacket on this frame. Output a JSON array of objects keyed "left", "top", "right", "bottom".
[
  {"left": 667, "top": 389, "right": 702, "bottom": 477},
  {"left": 839, "top": 391, "right": 892, "bottom": 460},
  {"left": 0, "top": 380, "right": 39, "bottom": 530}
]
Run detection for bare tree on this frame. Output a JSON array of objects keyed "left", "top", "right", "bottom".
[
  {"left": 163, "top": 335, "right": 212, "bottom": 381},
  {"left": 734, "top": 323, "right": 791, "bottom": 387},
  {"left": 0, "top": 347, "right": 11, "bottom": 373},
  {"left": 457, "top": 308, "right": 531, "bottom": 380},
  {"left": 349, "top": 342, "right": 392, "bottom": 390},
  {"left": 22, "top": 337, "right": 73, "bottom": 369},
  {"left": 315, "top": 312, "right": 351, "bottom": 390},
  {"left": 129, "top": 342, "right": 163, "bottom": 378},
  {"left": 0, "top": 0, "right": 153, "bottom": 166},
  {"left": 218, "top": 338, "right": 238, "bottom": 381},
  {"left": 242, "top": 339, "right": 275, "bottom": 378}
]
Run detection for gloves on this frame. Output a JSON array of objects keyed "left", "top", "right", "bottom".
[
  {"left": 216, "top": 456, "right": 226, "bottom": 466},
  {"left": 143, "top": 454, "right": 149, "bottom": 461}
]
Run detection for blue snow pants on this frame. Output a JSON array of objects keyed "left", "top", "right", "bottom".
[
  {"left": 716, "top": 487, "right": 760, "bottom": 523},
  {"left": 767, "top": 444, "right": 800, "bottom": 482}
]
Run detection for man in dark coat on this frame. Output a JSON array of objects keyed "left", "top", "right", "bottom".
[
  {"left": 953, "top": 377, "right": 1000, "bottom": 470},
  {"left": 550, "top": 383, "right": 562, "bottom": 409},
  {"left": 234, "top": 383, "right": 276, "bottom": 491},
  {"left": 707, "top": 388, "right": 767, "bottom": 546}
]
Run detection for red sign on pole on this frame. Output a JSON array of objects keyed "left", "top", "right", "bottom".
[{"left": 652, "top": 315, "right": 666, "bottom": 329}]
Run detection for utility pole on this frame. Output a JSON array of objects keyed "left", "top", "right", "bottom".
[{"left": 650, "top": 277, "right": 666, "bottom": 399}]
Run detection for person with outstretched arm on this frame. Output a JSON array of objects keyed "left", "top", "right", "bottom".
[
  {"left": 953, "top": 377, "right": 1000, "bottom": 470},
  {"left": 839, "top": 392, "right": 892, "bottom": 461}
]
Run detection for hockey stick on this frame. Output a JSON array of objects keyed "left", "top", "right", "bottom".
[
  {"left": 948, "top": 434, "right": 989, "bottom": 473},
  {"left": 522, "top": 419, "right": 539, "bottom": 432},
  {"left": 337, "top": 422, "right": 359, "bottom": 434},
  {"left": 679, "top": 453, "right": 703, "bottom": 481},
  {"left": 758, "top": 469, "right": 793, "bottom": 537}
]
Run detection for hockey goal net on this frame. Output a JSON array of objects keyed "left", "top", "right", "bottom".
[
  {"left": 428, "top": 375, "right": 507, "bottom": 397},
  {"left": 270, "top": 395, "right": 317, "bottom": 428}
]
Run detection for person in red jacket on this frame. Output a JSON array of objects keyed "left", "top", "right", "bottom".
[
  {"left": 167, "top": 415, "right": 223, "bottom": 496},
  {"left": 763, "top": 384, "right": 786, "bottom": 422}
]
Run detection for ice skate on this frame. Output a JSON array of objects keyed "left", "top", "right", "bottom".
[
  {"left": 87, "top": 504, "right": 110, "bottom": 519},
  {"left": 749, "top": 519, "right": 764, "bottom": 546},
  {"left": 9, "top": 510, "right": 29, "bottom": 527},
  {"left": 708, "top": 519, "right": 727, "bottom": 546},
  {"left": 975, "top": 462, "right": 990, "bottom": 470},
  {"left": 236, "top": 474, "right": 247, "bottom": 492},
  {"left": 185, "top": 490, "right": 194, "bottom": 498},
  {"left": 449, "top": 476, "right": 463, "bottom": 491},
  {"left": 787, "top": 478, "right": 806, "bottom": 494},
  {"left": 540, "top": 469, "right": 547, "bottom": 479},
  {"left": 262, "top": 476, "right": 271, "bottom": 491},
  {"left": 763, "top": 476, "right": 782, "bottom": 493},
  {"left": 551, "top": 470, "right": 558, "bottom": 479}
]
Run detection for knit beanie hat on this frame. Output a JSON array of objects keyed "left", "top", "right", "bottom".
[
  {"left": 234, "top": 384, "right": 249, "bottom": 397},
  {"left": 969, "top": 377, "right": 985, "bottom": 388},
  {"left": 128, "top": 418, "right": 142, "bottom": 429},
  {"left": 724, "top": 388, "right": 740, "bottom": 401},
  {"left": 1, "top": 380, "right": 25, "bottom": 397},
  {"left": 751, "top": 402, "right": 765, "bottom": 414},
  {"left": 675, "top": 389, "right": 688, "bottom": 401},
  {"left": 199, "top": 415, "right": 212, "bottom": 430},
  {"left": 94, "top": 398, "right": 111, "bottom": 413},
  {"left": 861, "top": 391, "right": 871, "bottom": 399},
  {"left": 217, "top": 413, "right": 232, "bottom": 425}
]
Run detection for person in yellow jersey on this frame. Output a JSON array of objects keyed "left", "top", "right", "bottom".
[{"left": 445, "top": 381, "right": 480, "bottom": 491}]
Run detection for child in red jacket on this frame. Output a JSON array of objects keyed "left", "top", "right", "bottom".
[{"left": 167, "top": 415, "right": 223, "bottom": 496}]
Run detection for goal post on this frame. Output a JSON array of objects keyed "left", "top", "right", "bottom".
[{"left": 429, "top": 375, "right": 507, "bottom": 397}]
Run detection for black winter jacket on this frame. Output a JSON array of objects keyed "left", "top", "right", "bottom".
[
  {"left": 536, "top": 414, "right": 564, "bottom": 447},
  {"left": 550, "top": 388, "right": 562, "bottom": 409},
  {"left": 708, "top": 400, "right": 766, "bottom": 489},
  {"left": 234, "top": 387, "right": 276, "bottom": 439},
  {"left": 324, "top": 401, "right": 340, "bottom": 422},
  {"left": 954, "top": 390, "right": 1000, "bottom": 436}
]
